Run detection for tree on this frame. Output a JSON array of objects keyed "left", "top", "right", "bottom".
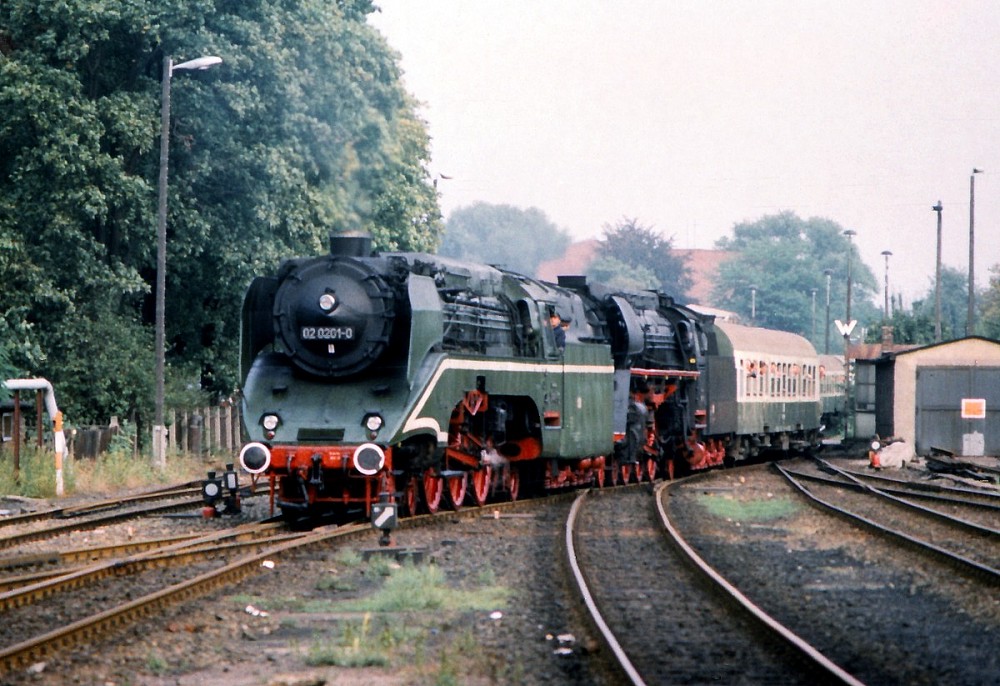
[
  {"left": 713, "top": 213, "right": 878, "bottom": 347},
  {"left": 594, "top": 218, "right": 691, "bottom": 300},
  {"left": 439, "top": 202, "right": 571, "bottom": 276},
  {"left": 979, "top": 265, "right": 1000, "bottom": 340},
  {"left": 586, "top": 256, "right": 659, "bottom": 292},
  {"left": 910, "top": 267, "right": 969, "bottom": 341},
  {"left": 0, "top": 1, "right": 440, "bottom": 425}
]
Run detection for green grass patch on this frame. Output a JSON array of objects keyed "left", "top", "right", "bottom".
[
  {"left": 306, "top": 612, "right": 393, "bottom": 667},
  {"left": 697, "top": 493, "right": 799, "bottom": 522},
  {"left": 338, "top": 563, "right": 508, "bottom": 613}
]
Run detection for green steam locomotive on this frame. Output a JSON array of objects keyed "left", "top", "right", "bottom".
[{"left": 238, "top": 236, "right": 822, "bottom": 520}]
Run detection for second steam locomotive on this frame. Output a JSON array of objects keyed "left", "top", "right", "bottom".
[{"left": 238, "top": 235, "right": 823, "bottom": 520}]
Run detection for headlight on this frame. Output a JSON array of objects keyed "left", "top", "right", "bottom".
[
  {"left": 364, "top": 414, "right": 384, "bottom": 432},
  {"left": 239, "top": 442, "right": 272, "bottom": 474},
  {"left": 353, "top": 443, "right": 385, "bottom": 476},
  {"left": 870, "top": 440, "right": 882, "bottom": 452},
  {"left": 318, "top": 292, "right": 338, "bottom": 312},
  {"left": 261, "top": 414, "right": 280, "bottom": 431}
]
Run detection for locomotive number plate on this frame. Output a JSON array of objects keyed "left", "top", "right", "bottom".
[{"left": 301, "top": 326, "right": 354, "bottom": 340}]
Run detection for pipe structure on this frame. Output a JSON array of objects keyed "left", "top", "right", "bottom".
[{"left": 3, "top": 378, "right": 67, "bottom": 496}]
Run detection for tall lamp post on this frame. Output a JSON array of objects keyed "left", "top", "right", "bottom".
[
  {"left": 968, "top": 169, "right": 983, "bottom": 336},
  {"left": 880, "top": 250, "right": 893, "bottom": 320},
  {"left": 154, "top": 54, "right": 222, "bottom": 467},
  {"left": 932, "top": 201, "right": 943, "bottom": 342},
  {"left": 810, "top": 287, "right": 818, "bottom": 343},
  {"left": 823, "top": 268, "right": 833, "bottom": 354}
]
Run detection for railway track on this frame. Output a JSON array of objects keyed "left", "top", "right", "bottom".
[
  {"left": 564, "top": 483, "right": 833, "bottom": 684},
  {"left": 665, "top": 461, "right": 1000, "bottom": 685},
  {"left": 0, "top": 486, "right": 572, "bottom": 678},
  {"left": 0, "top": 518, "right": 368, "bottom": 673},
  {"left": 776, "top": 459, "right": 1000, "bottom": 580},
  {"left": 0, "top": 483, "right": 216, "bottom": 552}
]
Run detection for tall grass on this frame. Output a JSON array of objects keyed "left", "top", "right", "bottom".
[{"left": 0, "top": 445, "right": 215, "bottom": 499}]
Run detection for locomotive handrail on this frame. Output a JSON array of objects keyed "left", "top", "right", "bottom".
[{"left": 629, "top": 367, "right": 700, "bottom": 378}]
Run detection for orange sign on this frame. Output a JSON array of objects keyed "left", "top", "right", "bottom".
[{"left": 961, "top": 398, "right": 986, "bottom": 419}]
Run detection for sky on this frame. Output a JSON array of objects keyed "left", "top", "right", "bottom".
[{"left": 368, "top": 0, "right": 1000, "bottom": 304}]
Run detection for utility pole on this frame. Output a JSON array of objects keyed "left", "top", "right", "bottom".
[
  {"left": 968, "top": 169, "right": 983, "bottom": 336},
  {"left": 933, "top": 201, "right": 943, "bottom": 342}
]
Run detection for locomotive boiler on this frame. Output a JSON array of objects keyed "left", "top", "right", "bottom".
[{"left": 238, "top": 235, "right": 822, "bottom": 521}]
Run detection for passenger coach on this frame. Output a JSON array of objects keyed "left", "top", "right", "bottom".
[{"left": 705, "top": 321, "right": 822, "bottom": 461}]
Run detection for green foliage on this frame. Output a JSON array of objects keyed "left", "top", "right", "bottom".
[
  {"left": 713, "top": 212, "right": 878, "bottom": 346},
  {"left": 307, "top": 613, "right": 393, "bottom": 668},
  {"left": 592, "top": 217, "right": 692, "bottom": 300},
  {"left": 979, "top": 265, "right": 1000, "bottom": 340},
  {"left": 586, "top": 255, "right": 658, "bottom": 291},
  {"left": 0, "top": 0, "right": 440, "bottom": 425},
  {"left": 911, "top": 267, "right": 969, "bottom": 340},
  {"left": 0, "top": 446, "right": 75, "bottom": 498},
  {"left": 876, "top": 266, "right": 978, "bottom": 344},
  {"left": 869, "top": 306, "right": 936, "bottom": 346},
  {"left": 438, "top": 202, "right": 571, "bottom": 276},
  {"left": 341, "top": 563, "right": 508, "bottom": 613}
]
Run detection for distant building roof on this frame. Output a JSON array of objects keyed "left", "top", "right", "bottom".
[
  {"left": 848, "top": 326, "right": 921, "bottom": 361},
  {"left": 535, "top": 241, "right": 735, "bottom": 308}
]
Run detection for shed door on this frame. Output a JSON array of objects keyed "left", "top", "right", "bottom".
[{"left": 915, "top": 366, "right": 1000, "bottom": 456}]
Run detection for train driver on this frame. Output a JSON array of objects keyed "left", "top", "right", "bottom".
[{"left": 549, "top": 311, "right": 566, "bottom": 350}]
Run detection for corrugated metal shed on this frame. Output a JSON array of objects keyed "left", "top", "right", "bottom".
[{"left": 877, "top": 337, "right": 1000, "bottom": 456}]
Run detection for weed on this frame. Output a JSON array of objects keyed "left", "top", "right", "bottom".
[
  {"left": 435, "top": 649, "right": 458, "bottom": 686},
  {"left": 365, "top": 554, "right": 396, "bottom": 577},
  {"left": 145, "top": 651, "right": 168, "bottom": 675},
  {"left": 334, "top": 548, "right": 362, "bottom": 568},
  {"left": 316, "top": 573, "right": 356, "bottom": 592},
  {"left": 306, "top": 613, "right": 391, "bottom": 668},
  {"left": 476, "top": 566, "right": 497, "bottom": 586},
  {"left": 0, "top": 444, "right": 212, "bottom": 499},
  {"left": 333, "top": 563, "right": 508, "bottom": 613}
]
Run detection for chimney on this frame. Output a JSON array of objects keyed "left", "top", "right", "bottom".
[{"left": 881, "top": 326, "right": 894, "bottom": 349}]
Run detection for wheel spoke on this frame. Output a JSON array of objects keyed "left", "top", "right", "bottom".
[
  {"left": 403, "top": 477, "right": 419, "bottom": 516},
  {"left": 445, "top": 472, "right": 467, "bottom": 510},
  {"left": 422, "top": 471, "right": 443, "bottom": 514},
  {"left": 469, "top": 466, "right": 492, "bottom": 506},
  {"left": 505, "top": 467, "right": 520, "bottom": 501},
  {"left": 621, "top": 463, "right": 632, "bottom": 484}
]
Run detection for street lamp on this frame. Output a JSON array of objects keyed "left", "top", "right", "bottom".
[
  {"left": 810, "top": 287, "right": 818, "bottom": 343},
  {"left": 823, "top": 268, "right": 833, "bottom": 354},
  {"left": 880, "top": 250, "right": 893, "bottom": 320},
  {"left": 154, "top": 54, "right": 223, "bottom": 467},
  {"left": 932, "top": 201, "right": 943, "bottom": 342},
  {"left": 749, "top": 284, "right": 757, "bottom": 324},
  {"left": 968, "top": 169, "right": 983, "bottom": 336}
]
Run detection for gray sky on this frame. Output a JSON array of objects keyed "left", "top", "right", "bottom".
[{"left": 369, "top": 0, "right": 1000, "bottom": 303}]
